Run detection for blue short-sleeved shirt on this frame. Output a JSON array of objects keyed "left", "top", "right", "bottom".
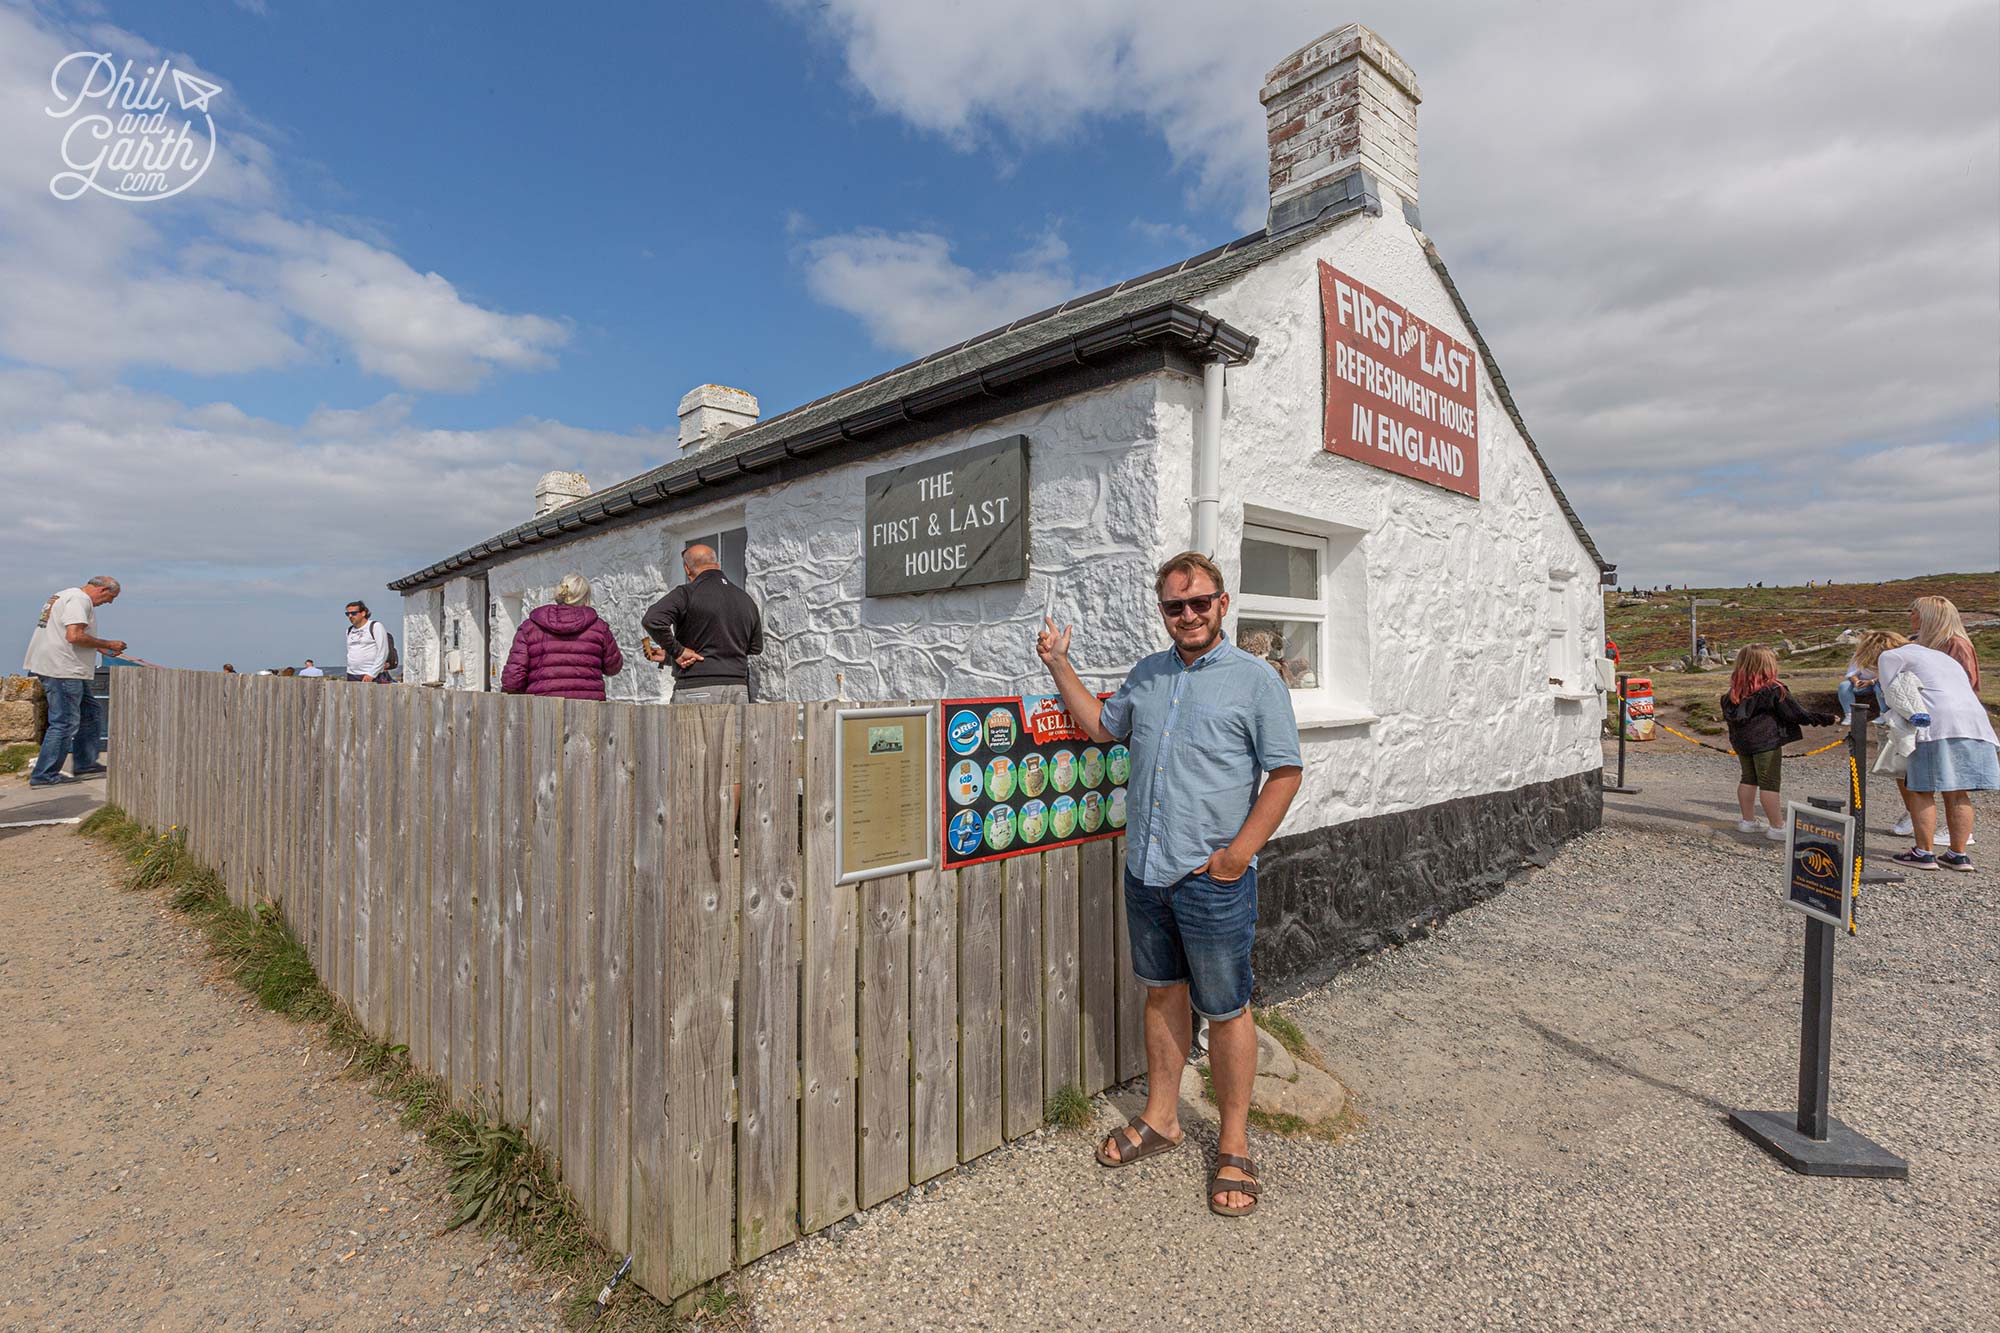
[{"left": 1099, "top": 635, "right": 1303, "bottom": 887}]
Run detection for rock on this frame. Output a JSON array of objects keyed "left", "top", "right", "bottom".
[
  {"left": 0, "top": 699, "right": 42, "bottom": 744},
  {"left": 1253, "top": 1061, "right": 1347, "bottom": 1124},
  {"left": 1255, "top": 1026, "right": 1297, "bottom": 1082},
  {"left": 1177, "top": 1063, "right": 1214, "bottom": 1123}
]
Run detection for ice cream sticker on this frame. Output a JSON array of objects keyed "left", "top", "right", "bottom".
[{"left": 949, "top": 759, "right": 983, "bottom": 805}]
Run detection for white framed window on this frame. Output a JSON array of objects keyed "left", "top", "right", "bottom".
[{"left": 1236, "top": 513, "right": 1372, "bottom": 724}]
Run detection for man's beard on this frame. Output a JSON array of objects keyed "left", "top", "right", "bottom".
[{"left": 1174, "top": 619, "right": 1221, "bottom": 656}]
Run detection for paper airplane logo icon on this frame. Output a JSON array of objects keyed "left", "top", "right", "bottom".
[{"left": 171, "top": 68, "right": 221, "bottom": 113}]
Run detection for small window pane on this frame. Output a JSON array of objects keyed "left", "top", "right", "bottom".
[
  {"left": 1242, "top": 533, "right": 1319, "bottom": 600},
  {"left": 1238, "top": 616, "right": 1321, "bottom": 691}
]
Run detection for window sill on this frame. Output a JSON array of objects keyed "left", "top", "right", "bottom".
[
  {"left": 1549, "top": 690, "right": 1602, "bottom": 703},
  {"left": 1293, "top": 702, "right": 1380, "bottom": 731}
]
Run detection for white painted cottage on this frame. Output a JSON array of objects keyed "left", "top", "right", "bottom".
[{"left": 392, "top": 23, "right": 1613, "bottom": 986}]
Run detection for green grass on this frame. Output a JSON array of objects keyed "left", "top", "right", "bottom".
[
  {"left": 80, "top": 805, "right": 700, "bottom": 1331},
  {"left": 1043, "top": 1083, "right": 1092, "bottom": 1132},
  {"left": 1253, "top": 1008, "right": 1314, "bottom": 1063},
  {"left": 0, "top": 742, "right": 37, "bottom": 775}
]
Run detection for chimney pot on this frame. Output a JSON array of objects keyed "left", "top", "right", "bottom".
[
  {"left": 1261, "top": 24, "right": 1421, "bottom": 233},
  {"left": 677, "top": 384, "right": 760, "bottom": 456},
  {"left": 534, "top": 470, "right": 591, "bottom": 517}
]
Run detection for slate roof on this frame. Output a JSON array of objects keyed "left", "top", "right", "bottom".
[{"left": 391, "top": 198, "right": 1607, "bottom": 590}]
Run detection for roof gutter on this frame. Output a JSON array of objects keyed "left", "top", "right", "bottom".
[{"left": 390, "top": 301, "right": 1257, "bottom": 592}]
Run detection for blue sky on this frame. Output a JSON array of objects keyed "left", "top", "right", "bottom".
[{"left": 2, "top": 0, "right": 1995, "bottom": 669}]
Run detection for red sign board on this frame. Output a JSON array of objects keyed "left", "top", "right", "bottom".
[
  {"left": 939, "top": 694, "right": 1120, "bottom": 870},
  {"left": 1319, "top": 261, "right": 1479, "bottom": 498}
]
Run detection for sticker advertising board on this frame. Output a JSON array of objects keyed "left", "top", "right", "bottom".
[
  {"left": 1319, "top": 260, "right": 1480, "bottom": 498},
  {"left": 938, "top": 692, "right": 1123, "bottom": 869},
  {"left": 1783, "top": 802, "right": 1854, "bottom": 931}
]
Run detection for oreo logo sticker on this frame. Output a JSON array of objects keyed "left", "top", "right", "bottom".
[
  {"left": 948, "top": 759, "right": 983, "bottom": 806},
  {"left": 948, "top": 810, "right": 984, "bottom": 856},
  {"left": 948, "top": 709, "right": 983, "bottom": 755},
  {"left": 984, "top": 708, "right": 1017, "bottom": 752}
]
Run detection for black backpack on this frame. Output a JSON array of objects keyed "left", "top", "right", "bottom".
[{"left": 377, "top": 623, "right": 400, "bottom": 672}]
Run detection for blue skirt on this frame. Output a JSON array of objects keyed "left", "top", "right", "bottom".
[{"left": 1906, "top": 737, "right": 2000, "bottom": 792}]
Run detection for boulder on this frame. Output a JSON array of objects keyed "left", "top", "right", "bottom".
[
  {"left": 0, "top": 699, "right": 42, "bottom": 744},
  {"left": 1254, "top": 1060, "right": 1347, "bottom": 1124},
  {"left": 1, "top": 675, "right": 41, "bottom": 703}
]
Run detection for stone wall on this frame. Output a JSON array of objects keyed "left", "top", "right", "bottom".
[{"left": 1252, "top": 769, "right": 1603, "bottom": 997}]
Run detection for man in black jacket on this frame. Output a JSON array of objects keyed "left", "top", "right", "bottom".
[{"left": 640, "top": 544, "right": 764, "bottom": 703}]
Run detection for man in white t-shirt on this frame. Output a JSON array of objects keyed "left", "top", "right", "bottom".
[
  {"left": 21, "top": 576, "right": 125, "bottom": 787},
  {"left": 297, "top": 659, "right": 324, "bottom": 678},
  {"left": 344, "top": 601, "right": 393, "bottom": 682}
]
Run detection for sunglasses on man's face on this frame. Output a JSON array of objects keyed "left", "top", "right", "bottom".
[
  {"left": 1158, "top": 594, "right": 1218, "bottom": 619},
  {"left": 346, "top": 609, "right": 365, "bottom": 618}
]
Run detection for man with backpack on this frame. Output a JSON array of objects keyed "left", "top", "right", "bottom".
[{"left": 343, "top": 600, "right": 397, "bottom": 682}]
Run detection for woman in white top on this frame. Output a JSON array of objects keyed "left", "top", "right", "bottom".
[{"left": 1874, "top": 635, "right": 1999, "bottom": 872}]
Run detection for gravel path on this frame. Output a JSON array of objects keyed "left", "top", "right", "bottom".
[
  {"left": 0, "top": 821, "right": 569, "bottom": 1332},
  {"left": 744, "top": 738, "right": 1999, "bottom": 1330}
]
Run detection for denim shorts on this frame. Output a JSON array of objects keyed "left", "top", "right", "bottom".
[{"left": 1124, "top": 864, "right": 1257, "bottom": 1021}]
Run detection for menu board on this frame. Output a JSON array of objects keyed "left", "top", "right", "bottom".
[
  {"left": 836, "top": 707, "right": 934, "bottom": 885},
  {"left": 939, "top": 693, "right": 1124, "bottom": 869}
]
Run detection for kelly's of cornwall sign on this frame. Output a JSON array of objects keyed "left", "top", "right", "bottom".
[
  {"left": 1320, "top": 261, "right": 1479, "bottom": 498},
  {"left": 865, "top": 436, "right": 1029, "bottom": 597}
]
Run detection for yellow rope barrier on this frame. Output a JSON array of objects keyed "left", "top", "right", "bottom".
[{"left": 1645, "top": 720, "right": 1848, "bottom": 761}]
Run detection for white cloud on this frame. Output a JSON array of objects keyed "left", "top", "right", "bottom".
[
  {"left": 0, "top": 368, "right": 674, "bottom": 669},
  {"left": 799, "top": 226, "right": 1085, "bottom": 356},
  {"left": 0, "top": 6, "right": 568, "bottom": 391},
  {"left": 784, "top": 0, "right": 2000, "bottom": 584}
]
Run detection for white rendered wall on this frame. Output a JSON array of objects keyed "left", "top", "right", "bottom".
[
  {"left": 440, "top": 576, "right": 487, "bottom": 690},
  {"left": 399, "top": 588, "right": 443, "bottom": 684},
  {"left": 1173, "top": 202, "right": 1605, "bottom": 837}
]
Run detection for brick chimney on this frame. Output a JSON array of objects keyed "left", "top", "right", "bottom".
[
  {"left": 677, "top": 384, "right": 759, "bottom": 457},
  {"left": 1261, "top": 23, "right": 1421, "bottom": 234},
  {"left": 534, "top": 470, "right": 590, "bottom": 517}
]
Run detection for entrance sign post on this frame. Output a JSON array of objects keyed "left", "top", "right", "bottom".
[{"left": 1727, "top": 801, "right": 1907, "bottom": 1179}]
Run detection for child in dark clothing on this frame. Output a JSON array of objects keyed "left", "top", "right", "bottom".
[{"left": 1722, "top": 646, "right": 1837, "bottom": 839}]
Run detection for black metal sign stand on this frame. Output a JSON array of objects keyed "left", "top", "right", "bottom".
[
  {"left": 1602, "top": 673, "right": 1640, "bottom": 795},
  {"left": 1728, "top": 782, "right": 1907, "bottom": 1179}
]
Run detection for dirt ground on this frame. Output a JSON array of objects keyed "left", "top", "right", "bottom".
[{"left": 0, "top": 821, "right": 570, "bottom": 1332}]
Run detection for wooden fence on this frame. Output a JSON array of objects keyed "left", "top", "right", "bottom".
[{"left": 107, "top": 669, "right": 1143, "bottom": 1301}]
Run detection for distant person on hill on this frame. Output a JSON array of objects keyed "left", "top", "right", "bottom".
[
  {"left": 1722, "top": 646, "right": 1835, "bottom": 840},
  {"left": 1870, "top": 630, "right": 1998, "bottom": 873},
  {"left": 21, "top": 575, "right": 124, "bottom": 788},
  {"left": 501, "top": 573, "right": 624, "bottom": 700}
]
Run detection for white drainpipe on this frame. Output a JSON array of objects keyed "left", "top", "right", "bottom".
[{"left": 1192, "top": 359, "right": 1226, "bottom": 556}]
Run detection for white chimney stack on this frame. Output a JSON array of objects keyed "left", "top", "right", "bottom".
[
  {"left": 677, "top": 384, "right": 759, "bottom": 457},
  {"left": 534, "top": 469, "right": 590, "bottom": 517},
  {"left": 1261, "top": 23, "right": 1421, "bottom": 234}
]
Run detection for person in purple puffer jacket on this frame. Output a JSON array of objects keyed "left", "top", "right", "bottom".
[{"left": 501, "top": 574, "right": 624, "bottom": 700}]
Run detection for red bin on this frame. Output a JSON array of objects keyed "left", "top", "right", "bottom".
[{"left": 1622, "top": 677, "right": 1655, "bottom": 741}]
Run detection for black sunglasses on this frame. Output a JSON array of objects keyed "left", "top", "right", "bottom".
[
  {"left": 345, "top": 609, "right": 365, "bottom": 617},
  {"left": 1158, "top": 594, "right": 1218, "bottom": 618}
]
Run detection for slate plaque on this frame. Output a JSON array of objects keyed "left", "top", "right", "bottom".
[{"left": 865, "top": 435, "right": 1029, "bottom": 597}]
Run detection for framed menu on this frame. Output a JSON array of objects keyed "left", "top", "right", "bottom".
[{"left": 836, "top": 706, "right": 935, "bottom": 885}]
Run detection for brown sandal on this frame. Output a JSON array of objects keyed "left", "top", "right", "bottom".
[
  {"left": 1094, "top": 1115, "right": 1182, "bottom": 1167},
  {"left": 1208, "top": 1153, "right": 1262, "bottom": 1217}
]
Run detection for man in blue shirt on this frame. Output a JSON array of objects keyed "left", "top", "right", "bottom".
[{"left": 1036, "top": 551, "right": 1301, "bottom": 1217}]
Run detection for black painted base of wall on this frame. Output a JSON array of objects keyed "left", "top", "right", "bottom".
[{"left": 1253, "top": 769, "right": 1603, "bottom": 999}]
